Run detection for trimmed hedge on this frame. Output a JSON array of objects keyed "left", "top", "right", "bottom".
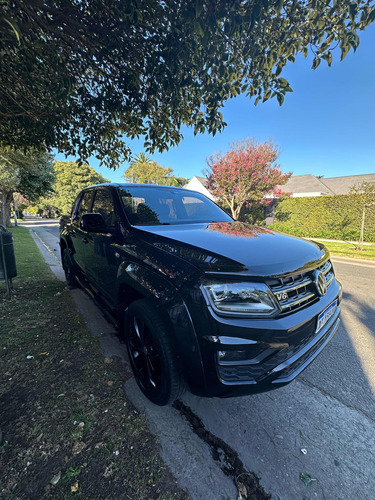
[
  {"left": 240, "top": 204, "right": 266, "bottom": 225},
  {"left": 270, "top": 194, "right": 375, "bottom": 242},
  {"left": 216, "top": 202, "right": 266, "bottom": 225}
]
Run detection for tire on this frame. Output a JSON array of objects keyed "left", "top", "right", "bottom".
[
  {"left": 62, "top": 247, "right": 77, "bottom": 287},
  {"left": 124, "top": 299, "right": 184, "bottom": 406}
]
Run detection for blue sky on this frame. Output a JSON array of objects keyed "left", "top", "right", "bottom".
[{"left": 56, "top": 24, "right": 375, "bottom": 183}]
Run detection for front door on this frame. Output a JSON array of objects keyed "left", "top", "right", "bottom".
[
  {"left": 84, "top": 188, "right": 122, "bottom": 304},
  {"left": 70, "top": 190, "right": 94, "bottom": 273}
]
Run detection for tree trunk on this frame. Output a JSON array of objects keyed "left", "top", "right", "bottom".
[
  {"left": 232, "top": 203, "right": 243, "bottom": 220},
  {"left": 356, "top": 205, "right": 365, "bottom": 250},
  {"left": 0, "top": 190, "right": 12, "bottom": 227}
]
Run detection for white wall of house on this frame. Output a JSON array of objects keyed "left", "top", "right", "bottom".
[
  {"left": 266, "top": 191, "right": 329, "bottom": 199},
  {"left": 184, "top": 176, "right": 215, "bottom": 200},
  {"left": 292, "top": 192, "right": 331, "bottom": 197}
]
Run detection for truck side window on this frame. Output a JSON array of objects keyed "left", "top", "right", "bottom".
[
  {"left": 74, "top": 191, "right": 93, "bottom": 221},
  {"left": 71, "top": 195, "right": 80, "bottom": 219},
  {"left": 92, "top": 189, "right": 118, "bottom": 227}
]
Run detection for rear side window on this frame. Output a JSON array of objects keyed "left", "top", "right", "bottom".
[{"left": 92, "top": 189, "right": 118, "bottom": 227}]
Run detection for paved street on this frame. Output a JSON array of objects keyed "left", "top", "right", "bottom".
[{"left": 20, "top": 217, "right": 375, "bottom": 500}]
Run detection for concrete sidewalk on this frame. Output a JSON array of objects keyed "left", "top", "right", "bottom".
[{"left": 19, "top": 217, "right": 65, "bottom": 281}]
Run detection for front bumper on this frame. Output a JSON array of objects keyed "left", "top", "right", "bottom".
[{"left": 190, "top": 278, "right": 342, "bottom": 398}]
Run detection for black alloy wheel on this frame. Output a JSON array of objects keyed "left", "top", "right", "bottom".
[{"left": 124, "top": 299, "right": 183, "bottom": 406}]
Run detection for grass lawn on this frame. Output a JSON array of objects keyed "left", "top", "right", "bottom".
[
  {"left": 311, "top": 239, "right": 375, "bottom": 261},
  {"left": 0, "top": 227, "right": 187, "bottom": 500}
]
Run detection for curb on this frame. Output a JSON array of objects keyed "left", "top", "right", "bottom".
[
  {"left": 331, "top": 255, "right": 375, "bottom": 267},
  {"left": 307, "top": 237, "right": 375, "bottom": 247}
]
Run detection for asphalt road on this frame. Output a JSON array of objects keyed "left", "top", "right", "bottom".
[{"left": 20, "top": 217, "right": 375, "bottom": 500}]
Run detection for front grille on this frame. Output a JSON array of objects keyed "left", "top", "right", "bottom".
[{"left": 268, "top": 260, "right": 334, "bottom": 315}]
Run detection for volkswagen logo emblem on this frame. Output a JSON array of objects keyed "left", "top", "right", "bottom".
[{"left": 313, "top": 270, "right": 327, "bottom": 296}]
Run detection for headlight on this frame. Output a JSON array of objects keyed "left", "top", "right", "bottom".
[{"left": 202, "top": 282, "right": 279, "bottom": 317}]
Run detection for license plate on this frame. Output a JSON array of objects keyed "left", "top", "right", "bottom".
[{"left": 316, "top": 300, "right": 338, "bottom": 333}]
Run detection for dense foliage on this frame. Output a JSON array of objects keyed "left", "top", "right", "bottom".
[
  {"left": 124, "top": 153, "right": 188, "bottom": 186},
  {"left": 272, "top": 193, "right": 375, "bottom": 242},
  {"left": 1, "top": 0, "right": 374, "bottom": 167},
  {"left": 0, "top": 149, "right": 54, "bottom": 225},
  {"left": 35, "top": 161, "right": 108, "bottom": 216},
  {"left": 239, "top": 203, "right": 268, "bottom": 225},
  {"left": 206, "top": 139, "right": 291, "bottom": 219}
]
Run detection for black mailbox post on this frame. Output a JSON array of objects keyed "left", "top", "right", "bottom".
[{"left": 0, "top": 224, "right": 17, "bottom": 296}]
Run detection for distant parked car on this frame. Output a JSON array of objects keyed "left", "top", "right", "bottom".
[{"left": 60, "top": 184, "right": 342, "bottom": 405}]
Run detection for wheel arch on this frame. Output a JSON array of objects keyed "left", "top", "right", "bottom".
[
  {"left": 60, "top": 235, "right": 75, "bottom": 258},
  {"left": 116, "top": 266, "right": 207, "bottom": 394}
]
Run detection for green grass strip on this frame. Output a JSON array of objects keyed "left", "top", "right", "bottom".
[
  {"left": 0, "top": 227, "right": 186, "bottom": 500},
  {"left": 313, "top": 239, "right": 375, "bottom": 261}
]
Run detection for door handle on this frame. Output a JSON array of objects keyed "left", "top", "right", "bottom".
[{"left": 82, "top": 237, "right": 89, "bottom": 244}]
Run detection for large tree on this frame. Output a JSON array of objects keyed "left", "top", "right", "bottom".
[
  {"left": 124, "top": 154, "right": 170, "bottom": 184},
  {"left": 0, "top": 149, "right": 54, "bottom": 226},
  {"left": 206, "top": 139, "right": 291, "bottom": 219},
  {"left": 36, "top": 161, "right": 109, "bottom": 216},
  {"left": 1, "top": 1, "right": 374, "bottom": 167},
  {"left": 124, "top": 154, "right": 188, "bottom": 186}
]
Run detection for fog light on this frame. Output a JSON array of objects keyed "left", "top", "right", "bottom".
[{"left": 217, "top": 350, "right": 250, "bottom": 363}]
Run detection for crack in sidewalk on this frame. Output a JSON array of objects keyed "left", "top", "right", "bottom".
[{"left": 173, "top": 399, "right": 271, "bottom": 500}]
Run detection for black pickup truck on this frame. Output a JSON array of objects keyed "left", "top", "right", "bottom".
[{"left": 60, "top": 183, "right": 342, "bottom": 405}]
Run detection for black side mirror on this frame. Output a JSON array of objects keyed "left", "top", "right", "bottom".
[{"left": 80, "top": 213, "right": 108, "bottom": 233}]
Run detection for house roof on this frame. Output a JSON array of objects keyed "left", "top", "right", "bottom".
[
  {"left": 319, "top": 173, "right": 375, "bottom": 195},
  {"left": 279, "top": 174, "right": 334, "bottom": 195},
  {"left": 189, "top": 173, "right": 375, "bottom": 197},
  {"left": 280, "top": 173, "right": 375, "bottom": 196}
]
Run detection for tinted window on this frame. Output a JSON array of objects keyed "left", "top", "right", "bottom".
[
  {"left": 75, "top": 190, "right": 93, "bottom": 220},
  {"left": 119, "top": 186, "right": 232, "bottom": 225},
  {"left": 71, "top": 195, "right": 81, "bottom": 217},
  {"left": 92, "top": 189, "right": 118, "bottom": 227}
]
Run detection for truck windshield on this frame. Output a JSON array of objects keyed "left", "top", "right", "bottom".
[{"left": 119, "top": 186, "right": 233, "bottom": 226}]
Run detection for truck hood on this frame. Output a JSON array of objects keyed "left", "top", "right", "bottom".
[{"left": 135, "top": 221, "right": 328, "bottom": 277}]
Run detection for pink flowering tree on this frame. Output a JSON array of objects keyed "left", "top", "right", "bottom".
[{"left": 206, "top": 139, "right": 291, "bottom": 220}]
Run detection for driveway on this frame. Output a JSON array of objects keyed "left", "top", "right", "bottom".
[{"left": 20, "top": 217, "right": 375, "bottom": 499}]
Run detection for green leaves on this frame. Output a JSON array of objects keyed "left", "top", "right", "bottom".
[
  {"left": 36, "top": 161, "right": 109, "bottom": 215},
  {"left": 273, "top": 189, "right": 375, "bottom": 242},
  {"left": 2, "top": 17, "right": 21, "bottom": 44},
  {"left": 194, "top": 19, "right": 204, "bottom": 37},
  {"left": 277, "top": 78, "right": 289, "bottom": 88},
  {"left": 0, "top": 0, "right": 373, "bottom": 167},
  {"left": 275, "top": 0, "right": 284, "bottom": 14},
  {"left": 0, "top": 148, "right": 55, "bottom": 205},
  {"left": 312, "top": 57, "right": 321, "bottom": 70},
  {"left": 277, "top": 93, "right": 284, "bottom": 106},
  {"left": 206, "top": 138, "right": 291, "bottom": 218},
  {"left": 340, "top": 42, "right": 351, "bottom": 61},
  {"left": 322, "top": 51, "right": 333, "bottom": 66},
  {"left": 369, "top": 6, "right": 375, "bottom": 24}
]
